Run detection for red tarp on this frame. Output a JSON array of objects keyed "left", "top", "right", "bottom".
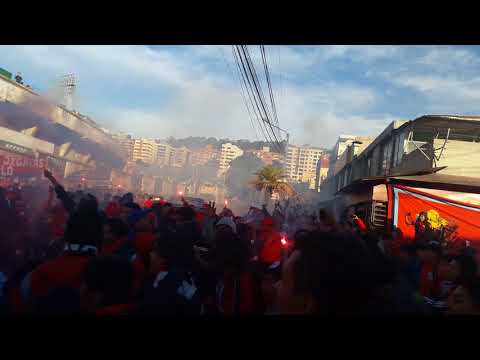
[{"left": 389, "top": 184, "right": 480, "bottom": 252}]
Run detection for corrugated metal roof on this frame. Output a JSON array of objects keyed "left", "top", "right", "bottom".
[
  {"left": 412, "top": 115, "right": 480, "bottom": 132},
  {"left": 419, "top": 115, "right": 480, "bottom": 121},
  {"left": 337, "top": 169, "right": 480, "bottom": 195}
]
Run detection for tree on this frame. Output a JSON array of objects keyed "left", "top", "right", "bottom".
[
  {"left": 251, "top": 165, "right": 296, "bottom": 206},
  {"left": 225, "top": 153, "right": 265, "bottom": 201}
]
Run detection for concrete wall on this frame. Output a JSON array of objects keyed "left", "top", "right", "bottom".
[
  {"left": 51, "top": 106, "right": 114, "bottom": 146},
  {"left": 435, "top": 139, "right": 480, "bottom": 177},
  {"left": 0, "top": 78, "right": 37, "bottom": 104},
  {"left": 0, "top": 126, "right": 54, "bottom": 154}
]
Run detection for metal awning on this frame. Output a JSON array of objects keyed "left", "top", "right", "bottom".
[
  {"left": 336, "top": 167, "right": 480, "bottom": 195},
  {"left": 336, "top": 167, "right": 446, "bottom": 195},
  {"left": 389, "top": 173, "right": 480, "bottom": 194}
]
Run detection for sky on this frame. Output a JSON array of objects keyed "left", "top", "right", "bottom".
[{"left": 1, "top": 45, "right": 480, "bottom": 148}]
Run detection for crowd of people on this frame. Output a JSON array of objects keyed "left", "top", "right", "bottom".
[{"left": 0, "top": 169, "right": 480, "bottom": 316}]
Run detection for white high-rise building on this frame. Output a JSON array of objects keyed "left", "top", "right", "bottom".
[
  {"left": 285, "top": 144, "right": 324, "bottom": 190},
  {"left": 132, "top": 138, "right": 158, "bottom": 164},
  {"left": 111, "top": 132, "right": 135, "bottom": 160},
  {"left": 171, "top": 146, "right": 191, "bottom": 168},
  {"left": 156, "top": 142, "right": 175, "bottom": 166},
  {"left": 328, "top": 135, "right": 374, "bottom": 178},
  {"left": 218, "top": 142, "right": 244, "bottom": 176}
]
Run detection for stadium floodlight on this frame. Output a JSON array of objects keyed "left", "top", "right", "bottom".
[{"left": 60, "top": 73, "right": 76, "bottom": 110}]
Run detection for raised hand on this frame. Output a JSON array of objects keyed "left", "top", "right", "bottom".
[
  {"left": 206, "top": 201, "right": 217, "bottom": 217},
  {"left": 43, "top": 169, "right": 58, "bottom": 186},
  {"left": 43, "top": 169, "right": 53, "bottom": 180}
]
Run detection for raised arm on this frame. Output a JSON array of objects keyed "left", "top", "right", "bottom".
[{"left": 44, "top": 169, "right": 76, "bottom": 214}]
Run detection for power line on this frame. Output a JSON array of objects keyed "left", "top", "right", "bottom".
[
  {"left": 246, "top": 46, "right": 275, "bottom": 126},
  {"left": 261, "top": 45, "right": 279, "bottom": 128},
  {"left": 235, "top": 45, "right": 278, "bottom": 150},
  {"left": 219, "top": 46, "right": 260, "bottom": 141},
  {"left": 277, "top": 45, "right": 284, "bottom": 108},
  {"left": 241, "top": 46, "right": 283, "bottom": 151},
  {"left": 231, "top": 45, "right": 285, "bottom": 154},
  {"left": 248, "top": 46, "right": 283, "bottom": 147},
  {"left": 233, "top": 46, "right": 270, "bottom": 144}
]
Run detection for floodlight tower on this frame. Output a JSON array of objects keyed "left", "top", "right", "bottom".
[{"left": 60, "top": 73, "right": 76, "bottom": 111}]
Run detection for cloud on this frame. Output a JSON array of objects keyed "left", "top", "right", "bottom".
[
  {"left": 416, "top": 46, "right": 479, "bottom": 72},
  {"left": 392, "top": 74, "right": 480, "bottom": 113},
  {"left": 7, "top": 45, "right": 480, "bottom": 150},
  {"left": 8, "top": 45, "right": 193, "bottom": 87},
  {"left": 275, "top": 83, "right": 391, "bottom": 147},
  {"left": 103, "top": 79, "right": 255, "bottom": 140},
  {"left": 99, "top": 76, "right": 384, "bottom": 148},
  {"left": 301, "top": 113, "right": 394, "bottom": 147}
]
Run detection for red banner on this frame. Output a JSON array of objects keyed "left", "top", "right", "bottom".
[
  {"left": 390, "top": 185, "right": 480, "bottom": 252},
  {"left": 0, "top": 149, "right": 66, "bottom": 181},
  {"left": 0, "top": 149, "right": 47, "bottom": 178}
]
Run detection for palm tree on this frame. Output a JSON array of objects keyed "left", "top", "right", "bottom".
[{"left": 251, "top": 165, "right": 296, "bottom": 206}]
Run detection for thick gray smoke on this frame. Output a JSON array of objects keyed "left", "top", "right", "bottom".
[{"left": 0, "top": 96, "right": 125, "bottom": 172}]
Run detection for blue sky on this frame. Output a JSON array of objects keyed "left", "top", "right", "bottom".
[{"left": 1, "top": 45, "right": 480, "bottom": 147}]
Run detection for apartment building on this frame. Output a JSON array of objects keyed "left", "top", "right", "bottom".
[
  {"left": 315, "top": 154, "right": 330, "bottom": 192},
  {"left": 171, "top": 146, "right": 191, "bottom": 168},
  {"left": 156, "top": 142, "right": 175, "bottom": 166},
  {"left": 190, "top": 144, "right": 220, "bottom": 166},
  {"left": 248, "top": 146, "right": 284, "bottom": 166},
  {"left": 111, "top": 132, "right": 135, "bottom": 160},
  {"left": 218, "top": 142, "right": 244, "bottom": 176},
  {"left": 132, "top": 138, "right": 157, "bottom": 164},
  {"left": 285, "top": 144, "right": 324, "bottom": 190}
]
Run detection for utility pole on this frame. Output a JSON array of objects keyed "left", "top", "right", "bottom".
[
  {"left": 267, "top": 123, "right": 290, "bottom": 180},
  {"left": 268, "top": 122, "right": 290, "bottom": 155}
]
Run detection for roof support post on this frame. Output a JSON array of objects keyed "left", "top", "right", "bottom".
[{"left": 435, "top": 127, "right": 450, "bottom": 162}]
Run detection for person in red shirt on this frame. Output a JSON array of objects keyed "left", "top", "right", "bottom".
[
  {"left": 41, "top": 186, "right": 68, "bottom": 242},
  {"left": 105, "top": 201, "right": 121, "bottom": 219},
  {"left": 143, "top": 196, "right": 154, "bottom": 209},
  {"left": 101, "top": 218, "right": 131, "bottom": 257},
  {"left": 258, "top": 217, "right": 283, "bottom": 266},
  {"left": 129, "top": 210, "right": 157, "bottom": 293},
  {"left": 14, "top": 193, "right": 102, "bottom": 314}
]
